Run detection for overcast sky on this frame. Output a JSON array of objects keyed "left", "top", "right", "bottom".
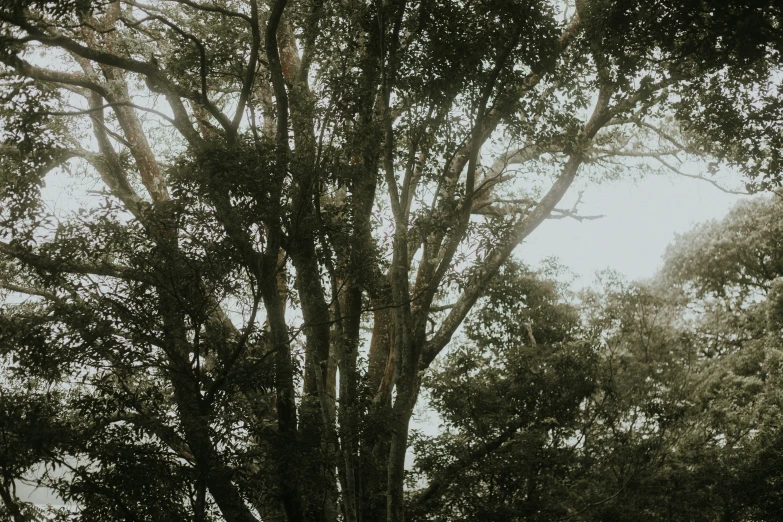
[{"left": 516, "top": 171, "right": 750, "bottom": 287}]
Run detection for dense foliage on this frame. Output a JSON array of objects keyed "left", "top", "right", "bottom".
[
  {"left": 412, "top": 197, "right": 783, "bottom": 521},
  {"left": 0, "top": 0, "right": 780, "bottom": 521}
]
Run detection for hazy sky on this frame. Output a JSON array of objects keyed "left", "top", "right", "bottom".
[{"left": 516, "top": 172, "right": 749, "bottom": 287}]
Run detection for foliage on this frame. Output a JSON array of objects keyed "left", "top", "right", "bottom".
[
  {"left": 414, "top": 197, "right": 783, "bottom": 521},
  {"left": 411, "top": 262, "right": 596, "bottom": 521},
  {"left": 0, "top": 1, "right": 779, "bottom": 521}
]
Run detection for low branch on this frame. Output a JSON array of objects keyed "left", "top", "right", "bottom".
[
  {"left": 0, "top": 241, "right": 143, "bottom": 281},
  {"left": 410, "top": 417, "right": 526, "bottom": 512},
  {"left": 0, "top": 281, "right": 57, "bottom": 300}
]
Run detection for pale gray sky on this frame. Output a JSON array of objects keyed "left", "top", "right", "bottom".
[{"left": 517, "top": 172, "right": 749, "bottom": 285}]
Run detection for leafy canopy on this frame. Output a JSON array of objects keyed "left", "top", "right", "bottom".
[{"left": 0, "top": 1, "right": 780, "bottom": 521}]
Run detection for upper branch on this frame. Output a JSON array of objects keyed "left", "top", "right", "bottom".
[
  {"left": 0, "top": 54, "right": 108, "bottom": 98},
  {"left": 421, "top": 84, "right": 616, "bottom": 368},
  {"left": 163, "top": 0, "right": 253, "bottom": 23},
  {"left": 231, "top": 0, "right": 261, "bottom": 134},
  {"left": 265, "top": 0, "right": 290, "bottom": 151},
  {"left": 1, "top": 14, "right": 235, "bottom": 133}
]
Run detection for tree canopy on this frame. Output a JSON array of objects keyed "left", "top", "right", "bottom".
[
  {"left": 0, "top": 1, "right": 781, "bottom": 521},
  {"left": 412, "top": 196, "right": 783, "bottom": 521}
]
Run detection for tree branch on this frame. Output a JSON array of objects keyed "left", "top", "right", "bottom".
[
  {"left": 266, "top": 0, "right": 290, "bottom": 151},
  {"left": 231, "top": 0, "right": 261, "bottom": 134},
  {"left": 0, "top": 241, "right": 143, "bottom": 281},
  {"left": 0, "top": 54, "right": 108, "bottom": 98},
  {"left": 421, "top": 84, "right": 617, "bottom": 368},
  {"left": 0, "top": 281, "right": 57, "bottom": 300},
  {"left": 654, "top": 157, "right": 749, "bottom": 195},
  {"left": 409, "top": 417, "right": 527, "bottom": 513},
  {"left": 163, "top": 0, "right": 253, "bottom": 23}
]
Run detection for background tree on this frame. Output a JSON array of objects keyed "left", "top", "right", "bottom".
[
  {"left": 412, "top": 196, "right": 783, "bottom": 521},
  {"left": 409, "top": 261, "right": 597, "bottom": 521},
  {"left": 0, "top": 1, "right": 780, "bottom": 521}
]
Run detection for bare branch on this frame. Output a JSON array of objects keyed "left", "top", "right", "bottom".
[
  {"left": 549, "top": 190, "right": 605, "bottom": 221},
  {"left": 45, "top": 101, "right": 178, "bottom": 126},
  {"left": 548, "top": 211, "right": 605, "bottom": 222},
  {"left": 589, "top": 148, "right": 682, "bottom": 160},
  {"left": 653, "top": 157, "right": 750, "bottom": 195},
  {"left": 634, "top": 119, "right": 690, "bottom": 151}
]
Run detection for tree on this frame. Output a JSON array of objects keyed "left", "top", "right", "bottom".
[
  {"left": 410, "top": 264, "right": 710, "bottom": 521},
  {"left": 412, "top": 202, "right": 783, "bottom": 521},
  {"left": 662, "top": 195, "right": 783, "bottom": 521},
  {"left": 409, "top": 261, "right": 597, "bottom": 521},
  {"left": 412, "top": 197, "right": 783, "bottom": 522},
  {"left": 0, "top": 1, "right": 780, "bottom": 521},
  {"left": 575, "top": 275, "right": 727, "bottom": 522}
]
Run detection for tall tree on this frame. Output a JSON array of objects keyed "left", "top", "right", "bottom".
[{"left": 0, "top": 1, "right": 780, "bottom": 521}]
